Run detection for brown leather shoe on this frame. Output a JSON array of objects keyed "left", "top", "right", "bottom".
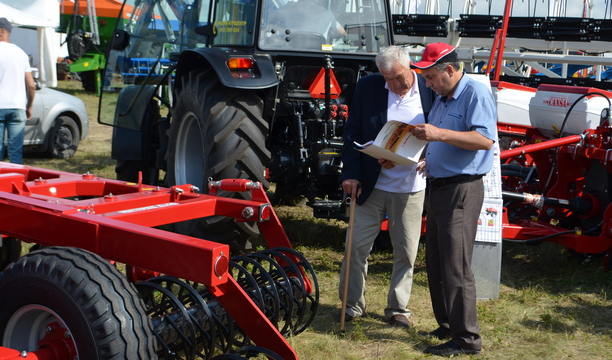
[{"left": 388, "top": 314, "right": 411, "bottom": 328}]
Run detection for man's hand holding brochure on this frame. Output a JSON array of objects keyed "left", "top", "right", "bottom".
[{"left": 353, "top": 120, "right": 427, "bottom": 166}]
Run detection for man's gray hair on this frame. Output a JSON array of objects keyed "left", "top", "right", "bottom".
[{"left": 375, "top": 46, "right": 411, "bottom": 72}]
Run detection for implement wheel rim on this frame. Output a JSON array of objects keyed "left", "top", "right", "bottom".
[{"left": 3, "top": 304, "right": 78, "bottom": 357}]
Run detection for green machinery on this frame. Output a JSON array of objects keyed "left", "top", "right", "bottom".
[{"left": 59, "top": 0, "right": 123, "bottom": 93}]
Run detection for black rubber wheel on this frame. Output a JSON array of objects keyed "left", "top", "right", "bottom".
[
  {"left": 167, "top": 70, "right": 270, "bottom": 250},
  {"left": 81, "top": 70, "right": 99, "bottom": 93},
  {"left": 115, "top": 101, "right": 162, "bottom": 185},
  {"left": 0, "top": 237, "right": 20, "bottom": 270},
  {"left": 0, "top": 247, "right": 157, "bottom": 359},
  {"left": 47, "top": 115, "right": 80, "bottom": 159}
]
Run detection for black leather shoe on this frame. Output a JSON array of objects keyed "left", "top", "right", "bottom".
[
  {"left": 419, "top": 327, "right": 451, "bottom": 340},
  {"left": 424, "top": 340, "right": 480, "bottom": 357}
]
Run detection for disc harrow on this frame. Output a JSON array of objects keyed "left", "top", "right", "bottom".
[
  {"left": 0, "top": 164, "right": 316, "bottom": 359},
  {"left": 137, "top": 248, "right": 319, "bottom": 359}
]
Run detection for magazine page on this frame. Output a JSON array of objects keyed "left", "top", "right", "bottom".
[{"left": 354, "top": 120, "right": 427, "bottom": 165}]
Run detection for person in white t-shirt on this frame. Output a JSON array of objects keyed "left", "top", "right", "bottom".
[
  {"left": 0, "top": 17, "right": 36, "bottom": 164},
  {"left": 339, "top": 46, "right": 435, "bottom": 327}
]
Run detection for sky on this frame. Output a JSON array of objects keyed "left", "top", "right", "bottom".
[{"left": 391, "top": 0, "right": 612, "bottom": 18}]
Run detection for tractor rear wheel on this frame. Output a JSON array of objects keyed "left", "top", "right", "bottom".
[
  {"left": 167, "top": 70, "right": 270, "bottom": 251},
  {"left": 0, "top": 247, "right": 157, "bottom": 359}
]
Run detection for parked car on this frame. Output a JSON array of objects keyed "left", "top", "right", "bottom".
[{"left": 24, "top": 85, "right": 89, "bottom": 159}]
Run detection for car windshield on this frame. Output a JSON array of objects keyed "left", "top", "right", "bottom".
[{"left": 258, "top": 0, "right": 390, "bottom": 53}]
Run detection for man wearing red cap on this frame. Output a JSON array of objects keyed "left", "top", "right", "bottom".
[{"left": 411, "top": 42, "right": 497, "bottom": 356}]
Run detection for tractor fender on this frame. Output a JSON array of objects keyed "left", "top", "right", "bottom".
[
  {"left": 175, "top": 48, "right": 279, "bottom": 90},
  {"left": 111, "top": 85, "right": 157, "bottom": 161}
]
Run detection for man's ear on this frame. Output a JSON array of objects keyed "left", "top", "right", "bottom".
[{"left": 445, "top": 64, "right": 454, "bottom": 76}]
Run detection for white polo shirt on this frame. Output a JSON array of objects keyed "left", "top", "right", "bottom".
[
  {"left": 374, "top": 71, "right": 427, "bottom": 193},
  {"left": 0, "top": 41, "right": 31, "bottom": 110}
]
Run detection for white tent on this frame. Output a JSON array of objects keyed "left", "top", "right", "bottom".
[{"left": 0, "top": 0, "right": 61, "bottom": 87}]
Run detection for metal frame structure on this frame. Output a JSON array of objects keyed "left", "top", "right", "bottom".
[
  {"left": 393, "top": 0, "right": 612, "bottom": 81},
  {"left": 0, "top": 162, "right": 305, "bottom": 359},
  {"left": 393, "top": 0, "right": 612, "bottom": 264}
]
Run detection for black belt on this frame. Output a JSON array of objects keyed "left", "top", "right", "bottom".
[{"left": 427, "top": 174, "right": 484, "bottom": 188}]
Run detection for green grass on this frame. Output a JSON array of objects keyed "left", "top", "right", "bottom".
[
  {"left": 17, "top": 80, "right": 612, "bottom": 360},
  {"left": 279, "top": 208, "right": 612, "bottom": 360}
]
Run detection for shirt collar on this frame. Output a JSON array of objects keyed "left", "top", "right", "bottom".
[{"left": 449, "top": 72, "right": 468, "bottom": 100}]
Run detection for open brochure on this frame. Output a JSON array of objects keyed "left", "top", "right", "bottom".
[{"left": 353, "top": 121, "right": 427, "bottom": 166}]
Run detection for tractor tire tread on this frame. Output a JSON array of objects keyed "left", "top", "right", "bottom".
[{"left": 0, "top": 247, "right": 156, "bottom": 359}]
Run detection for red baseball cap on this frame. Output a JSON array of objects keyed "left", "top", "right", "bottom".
[{"left": 411, "top": 43, "right": 457, "bottom": 69}]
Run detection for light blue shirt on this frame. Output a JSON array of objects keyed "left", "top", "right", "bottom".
[{"left": 425, "top": 74, "right": 497, "bottom": 178}]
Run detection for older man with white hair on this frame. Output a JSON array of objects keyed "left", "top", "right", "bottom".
[{"left": 339, "top": 45, "right": 435, "bottom": 327}]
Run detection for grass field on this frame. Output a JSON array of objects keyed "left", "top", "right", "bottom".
[{"left": 20, "top": 80, "right": 612, "bottom": 359}]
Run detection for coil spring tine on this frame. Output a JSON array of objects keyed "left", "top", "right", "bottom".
[
  {"left": 246, "top": 252, "right": 295, "bottom": 336},
  {"left": 232, "top": 255, "right": 281, "bottom": 327},
  {"left": 152, "top": 329, "right": 175, "bottom": 360},
  {"left": 149, "top": 277, "right": 218, "bottom": 360},
  {"left": 228, "top": 260, "right": 268, "bottom": 349},
  {"left": 187, "top": 281, "right": 241, "bottom": 355},
  {"left": 274, "top": 247, "right": 320, "bottom": 335},
  {"left": 229, "top": 260, "right": 265, "bottom": 309},
  {"left": 136, "top": 281, "right": 198, "bottom": 359},
  {"left": 261, "top": 248, "right": 307, "bottom": 335},
  {"left": 186, "top": 281, "right": 235, "bottom": 355},
  {"left": 209, "top": 305, "right": 235, "bottom": 354},
  {"left": 135, "top": 248, "right": 318, "bottom": 359}
]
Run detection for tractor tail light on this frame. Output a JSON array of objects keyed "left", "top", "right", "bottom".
[{"left": 227, "top": 57, "right": 255, "bottom": 70}]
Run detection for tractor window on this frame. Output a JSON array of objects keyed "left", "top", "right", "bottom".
[
  {"left": 99, "top": 0, "right": 209, "bottom": 128},
  {"left": 211, "top": 0, "right": 257, "bottom": 46},
  {"left": 259, "top": 0, "right": 390, "bottom": 53}
]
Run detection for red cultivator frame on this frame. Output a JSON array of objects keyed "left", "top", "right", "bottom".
[{"left": 0, "top": 162, "right": 318, "bottom": 359}]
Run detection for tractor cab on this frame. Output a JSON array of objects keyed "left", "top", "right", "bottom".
[{"left": 100, "top": 0, "right": 390, "bottom": 97}]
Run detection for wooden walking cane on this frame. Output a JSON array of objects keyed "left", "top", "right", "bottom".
[{"left": 339, "top": 187, "right": 357, "bottom": 331}]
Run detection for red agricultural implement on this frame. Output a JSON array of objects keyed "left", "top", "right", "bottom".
[
  {"left": 0, "top": 163, "right": 318, "bottom": 359},
  {"left": 497, "top": 88, "right": 612, "bottom": 268},
  {"left": 481, "top": 0, "right": 611, "bottom": 267}
]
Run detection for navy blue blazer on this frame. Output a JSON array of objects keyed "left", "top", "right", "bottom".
[{"left": 341, "top": 73, "right": 436, "bottom": 205}]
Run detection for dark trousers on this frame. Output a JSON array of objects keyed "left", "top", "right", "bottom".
[{"left": 425, "top": 178, "right": 483, "bottom": 350}]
